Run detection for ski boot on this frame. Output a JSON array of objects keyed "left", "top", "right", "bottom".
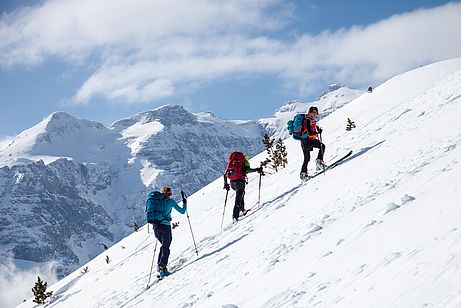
[
  {"left": 300, "top": 172, "right": 310, "bottom": 181},
  {"left": 157, "top": 265, "right": 171, "bottom": 278},
  {"left": 316, "top": 159, "right": 326, "bottom": 171}
]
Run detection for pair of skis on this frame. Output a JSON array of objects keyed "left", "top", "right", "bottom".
[{"left": 303, "top": 150, "right": 353, "bottom": 181}]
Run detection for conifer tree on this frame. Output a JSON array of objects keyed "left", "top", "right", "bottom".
[
  {"left": 32, "top": 276, "right": 53, "bottom": 304},
  {"left": 105, "top": 255, "right": 110, "bottom": 264},
  {"left": 275, "top": 138, "right": 288, "bottom": 168},
  {"left": 80, "top": 266, "right": 89, "bottom": 274},
  {"left": 260, "top": 133, "right": 274, "bottom": 169},
  {"left": 261, "top": 133, "right": 288, "bottom": 172},
  {"left": 346, "top": 118, "right": 356, "bottom": 131}
]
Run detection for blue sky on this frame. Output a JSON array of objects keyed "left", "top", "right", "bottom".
[{"left": 1, "top": 0, "right": 460, "bottom": 140}]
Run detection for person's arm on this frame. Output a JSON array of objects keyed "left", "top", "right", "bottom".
[
  {"left": 307, "top": 120, "right": 317, "bottom": 135},
  {"left": 170, "top": 199, "right": 187, "bottom": 214},
  {"left": 244, "top": 160, "right": 262, "bottom": 173},
  {"left": 316, "top": 125, "right": 323, "bottom": 134}
]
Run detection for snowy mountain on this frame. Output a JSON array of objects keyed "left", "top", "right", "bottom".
[
  {"left": 17, "top": 57, "right": 461, "bottom": 307},
  {"left": 0, "top": 105, "right": 265, "bottom": 280},
  {"left": 259, "top": 85, "right": 363, "bottom": 140}
]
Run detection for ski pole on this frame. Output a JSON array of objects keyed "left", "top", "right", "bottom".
[
  {"left": 186, "top": 210, "right": 199, "bottom": 256},
  {"left": 146, "top": 238, "right": 158, "bottom": 289},
  {"left": 182, "top": 191, "right": 199, "bottom": 256},
  {"left": 257, "top": 172, "right": 262, "bottom": 206},
  {"left": 319, "top": 132, "right": 326, "bottom": 175},
  {"left": 221, "top": 189, "right": 229, "bottom": 230}
]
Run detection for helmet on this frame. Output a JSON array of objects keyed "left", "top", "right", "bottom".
[{"left": 308, "top": 106, "right": 319, "bottom": 114}]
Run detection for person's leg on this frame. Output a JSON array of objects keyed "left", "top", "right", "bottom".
[
  {"left": 231, "top": 181, "right": 246, "bottom": 219},
  {"left": 235, "top": 181, "right": 246, "bottom": 211},
  {"left": 312, "top": 139, "right": 326, "bottom": 160},
  {"left": 301, "top": 139, "right": 313, "bottom": 174},
  {"left": 154, "top": 224, "right": 172, "bottom": 269}
]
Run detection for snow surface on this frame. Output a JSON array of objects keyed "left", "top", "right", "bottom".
[{"left": 17, "top": 58, "right": 461, "bottom": 307}]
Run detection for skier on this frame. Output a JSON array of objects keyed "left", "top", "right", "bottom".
[
  {"left": 299, "top": 106, "right": 326, "bottom": 181},
  {"left": 223, "top": 152, "right": 263, "bottom": 222},
  {"left": 146, "top": 186, "right": 187, "bottom": 277}
]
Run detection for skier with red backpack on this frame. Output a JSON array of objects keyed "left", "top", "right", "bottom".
[
  {"left": 287, "top": 106, "right": 326, "bottom": 181},
  {"left": 223, "top": 152, "right": 263, "bottom": 222}
]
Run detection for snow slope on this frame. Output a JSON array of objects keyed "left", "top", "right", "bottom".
[{"left": 19, "top": 58, "right": 461, "bottom": 307}]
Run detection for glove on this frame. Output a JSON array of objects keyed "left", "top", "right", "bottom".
[
  {"left": 317, "top": 126, "right": 323, "bottom": 134},
  {"left": 256, "top": 167, "right": 263, "bottom": 174},
  {"left": 224, "top": 183, "right": 230, "bottom": 191},
  {"left": 180, "top": 191, "right": 187, "bottom": 204}
]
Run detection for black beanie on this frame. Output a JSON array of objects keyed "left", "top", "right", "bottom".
[{"left": 308, "top": 106, "right": 319, "bottom": 113}]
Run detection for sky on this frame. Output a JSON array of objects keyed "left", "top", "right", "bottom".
[{"left": 1, "top": 0, "right": 460, "bottom": 139}]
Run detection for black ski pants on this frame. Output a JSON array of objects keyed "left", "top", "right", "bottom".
[
  {"left": 230, "top": 180, "right": 246, "bottom": 219},
  {"left": 301, "top": 138, "right": 325, "bottom": 173},
  {"left": 153, "top": 223, "right": 172, "bottom": 267}
]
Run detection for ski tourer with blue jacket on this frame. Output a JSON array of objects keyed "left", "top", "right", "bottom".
[{"left": 145, "top": 186, "right": 187, "bottom": 277}]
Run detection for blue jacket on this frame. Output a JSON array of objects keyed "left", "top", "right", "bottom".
[{"left": 145, "top": 192, "right": 187, "bottom": 226}]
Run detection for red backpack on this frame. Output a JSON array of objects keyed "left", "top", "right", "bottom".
[{"left": 225, "top": 152, "right": 246, "bottom": 181}]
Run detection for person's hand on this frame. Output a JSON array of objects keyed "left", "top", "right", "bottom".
[
  {"left": 256, "top": 167, "right": 264, "bottom": 174},
  {"left": 181, "top": 191, "right": 187, "bottom": 204},
  {"left": 317, "top": 126, "right": 323, "bottom": 134},
  {"left": 223, "top": 183, "right": 230, "bottom": 191}
]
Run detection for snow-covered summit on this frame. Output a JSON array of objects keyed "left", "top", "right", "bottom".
[
  {"left": 259, "top": 86, "right": 363, "bottom": 139},
  {"left": 0, "top": 111, "right": 129, "bottom": 166},
  {"left": 317, "top": 83, "right": 344, "bottom": 98},
  {"left": 112, "top": 105, "right": 198, "bottom": 131},
  {"left": 19, "top": 58, "right": 461, "bottom": 307}
]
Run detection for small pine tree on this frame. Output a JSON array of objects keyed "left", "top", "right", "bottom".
[
  {"left": 275, "top": 138, "right": 288, "bottom": 168},
  {"left": 134, "top": 222, "right": 140, "bottom": 232},
  {"left": 261, "top": 134, "right": 288, "bottom": 172},
  {"left": 105, "top": 255, "right": 110, "bottom": 264},
  {"left": 32, "top": 276, "right": 53, "bottom": 304},
  {"left": 172, "top": 222, "right": 180, "bottom": 229},
  {"left": 261, "top": 133, "right": 274, "bottom": 169},
  {"left": 346, "top": 118, "right": 356, "bottom": 131},
  {"left": 80, "top": 266, "right": 89, "bottom": 275}
]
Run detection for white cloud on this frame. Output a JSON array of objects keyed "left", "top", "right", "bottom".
[
  {"left": 1, "top": 1, "right": 461, "bottom": 103},
  {"left": 0, "top": 258, "right": 58, "bottom": 307}
]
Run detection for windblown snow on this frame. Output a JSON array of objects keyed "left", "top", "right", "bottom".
[{"left": 18, "top": 58, "right": 461, "bottom": 307}]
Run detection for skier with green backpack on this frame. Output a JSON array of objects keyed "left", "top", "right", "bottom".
[{"left": 145, "top": 186, "right": 187, "bottom": 278}]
